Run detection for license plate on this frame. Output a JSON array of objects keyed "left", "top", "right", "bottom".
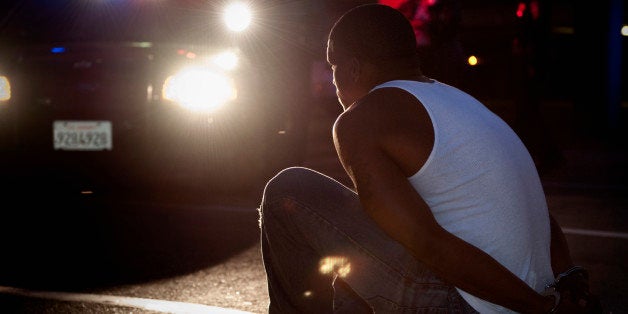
[{"left": 53, "top": 120, "right": 112, "bottom": 151}]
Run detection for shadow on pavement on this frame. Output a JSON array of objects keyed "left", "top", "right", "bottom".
[{"left": 0, "top": 192, "right": 262, "bottom": 291}]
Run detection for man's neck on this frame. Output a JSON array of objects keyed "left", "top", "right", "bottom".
[{"left": 373, "top": 72, "right": 432, "bottom": 87}]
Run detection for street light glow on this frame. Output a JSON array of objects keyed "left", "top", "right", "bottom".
[
  {"left": 468, "top": 55, "right": 478, "bottom": 66},
  {"left": 224, "top": 3, "right": 252, "bottom": 32}
]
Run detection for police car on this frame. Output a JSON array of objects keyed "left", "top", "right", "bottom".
[{"left": 0, "top": 0, "right": 317, "bottom": 202}]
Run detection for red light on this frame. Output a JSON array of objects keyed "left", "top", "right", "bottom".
[
  {"left": 530, "top": 0, "right": 540, "bottom": 20},
  {"left": 516, "top": 2, "right": 526, "bottom": 18},
  {"left": 377, "top": 0, "right": 407, "bottom": 8}
]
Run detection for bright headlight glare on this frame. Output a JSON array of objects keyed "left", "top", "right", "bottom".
[
  {"left": 0, "top": 76, "right": 11, "bottom": 101},
  {"left": 212, "top": 51, "right": 239, "bottom": 71},
  {"left": 224, "top": 3, "right": 252, "bottom": 32},
  {"left": 162, "top": 67, "right": 237, "bottom": 113}
]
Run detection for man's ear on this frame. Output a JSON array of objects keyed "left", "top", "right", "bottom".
[{"left": 349, "top": 57, "right": 361, "bottom": 83}]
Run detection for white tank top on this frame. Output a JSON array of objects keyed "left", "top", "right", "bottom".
[{"left": 373, "top": 80, "right": 554, "bottom": 313}]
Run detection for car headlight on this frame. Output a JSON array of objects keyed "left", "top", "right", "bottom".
[
  {"left": 0, "top": 75, "right": 10, "bottom": 102},
  {"left": 212, "top": 51, "right": 239, "bottom": 71},
  {"left": 224, "top": 2, "right": 252, "bottom": 32},
  {"left": 162, "top": 67, "right": 237, "bottom": 113}
]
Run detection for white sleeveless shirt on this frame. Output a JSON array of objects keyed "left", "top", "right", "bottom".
[{"left": 373, "top": 80, "right": 554, "bottom": 313}]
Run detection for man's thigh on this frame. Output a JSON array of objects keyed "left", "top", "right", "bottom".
[{"left": 262, "top": 167, "right": 476, "bottom": 313}]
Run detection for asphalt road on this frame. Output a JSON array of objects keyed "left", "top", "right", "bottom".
[{"left": 1, "top": 103, "right": 626, "bottom": 314}]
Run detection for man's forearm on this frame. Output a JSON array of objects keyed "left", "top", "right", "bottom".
[
  {"left": 414, "top": 229, "right": 555, "bottom": 313},
  {"left": 365, "top": 203, "right": 554, "bottom": 313}
]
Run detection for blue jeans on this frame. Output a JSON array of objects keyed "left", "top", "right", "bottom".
[{"left": 259, "top": 167, "right": 478, "bottom": 313}]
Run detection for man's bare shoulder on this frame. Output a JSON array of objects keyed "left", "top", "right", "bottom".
[
  {"left": 335, "top": 87, "right": 419, "bottom": 128},
  {"left": 335, "top": 86, "right": 430, "bottom": 137},
  {"left": 353, "top": 87, "right": 417, "bottom": 114},
  {"left": 333, "top": 85, "right": 434, "bottom": 177}
]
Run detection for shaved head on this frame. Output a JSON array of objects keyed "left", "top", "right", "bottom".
[{"left": 328, "top": 4, "right": 418, "bottom": 67}]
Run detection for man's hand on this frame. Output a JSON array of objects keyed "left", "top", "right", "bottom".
[{"left": 552, "top": 267, "right": 603, "bottom": 313}]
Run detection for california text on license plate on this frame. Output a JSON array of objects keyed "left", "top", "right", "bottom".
[{"left": 53, "top": 120, "right": 112, "bottom": 151}]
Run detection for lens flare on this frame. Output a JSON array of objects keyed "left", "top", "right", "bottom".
[{"left": 319, "top": 256, "right": 351, "bottom": 278}]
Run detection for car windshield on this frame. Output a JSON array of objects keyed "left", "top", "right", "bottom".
[{"left": 0, "top": 0, "right": 228, "bottom": 45}]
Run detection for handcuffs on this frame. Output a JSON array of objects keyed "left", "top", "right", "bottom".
[{"left": 541, "top": 266, "right": 589, "bottom": 313}]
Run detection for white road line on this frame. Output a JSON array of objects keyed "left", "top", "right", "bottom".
[
  {"left": 2, "top": 226, "right": 624, "bottom": 313},
  {"left": 562, "top": 227, "right": 628, "bottom": 240},
  {"left": 0, "top": 286, "right": 254, "bottom": 314}
]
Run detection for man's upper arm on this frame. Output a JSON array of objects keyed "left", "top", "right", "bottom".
[{"left": 332, "top": 96, "right": 443, "bottom": 256}]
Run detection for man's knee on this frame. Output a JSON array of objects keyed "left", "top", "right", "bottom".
[
  {"left": 260, "top": 167, "right": 312, "bottom": 221},
  {"left": 263, "top": 167, "right": 318, "bottom": 202}
]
